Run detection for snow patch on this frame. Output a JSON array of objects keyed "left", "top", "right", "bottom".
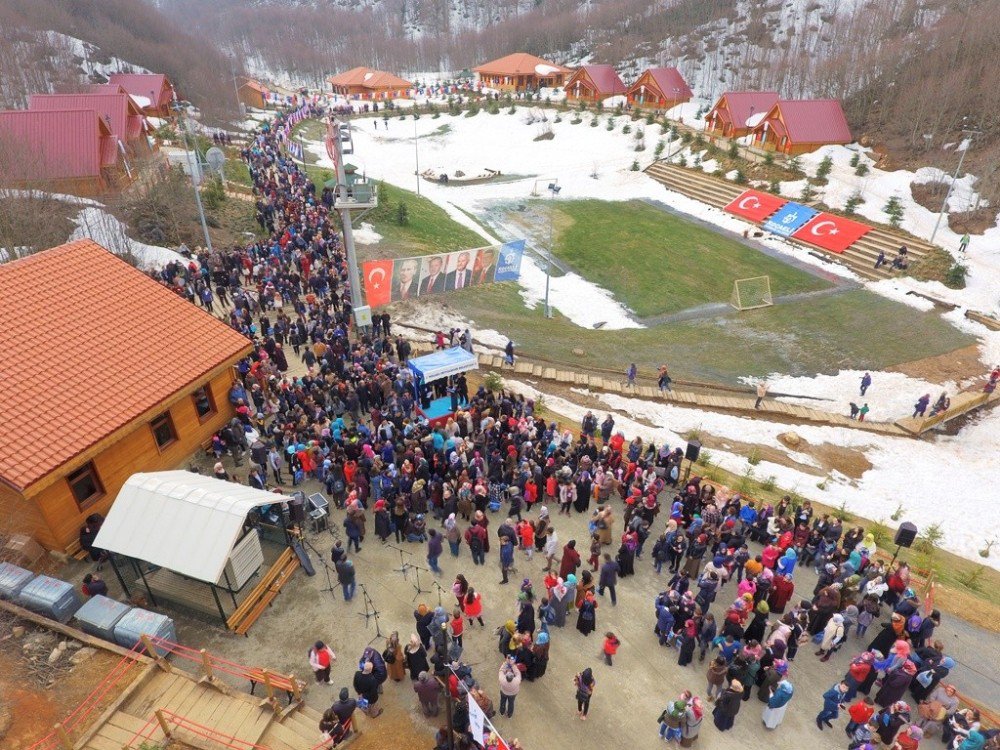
[{"left": 71, "top": 207, "right": 185, "bottom": 269}]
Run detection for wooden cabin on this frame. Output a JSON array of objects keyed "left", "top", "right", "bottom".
[
  {"left": 0, "top": 240, "right": 252, "bottom": 552},
  {"left": 564, "top": 65, "right": 627, "bottom": 103},
  {"left": 473, "top": 53, "right": 573, "bottom": 92},
  {"left": 0, "top": 109, "right": 123, "bottom": 196},
  {"left": 705, "top": 91, "right": 779, "bottom": 139},
  {"left": 750, "top": 99, "right": 852, "bottom": 155},
  {"left": 30, "top": 92, "right": 152, "bottom": 160},
  {"left": 108, "top": 73, "right": 176, "bottom": 117},
  {"left": 327, "top": 67, "right": 413, "bottom": 100},
  {"left": 625, "top": 68, "right": 693, "bottom": 111},
  {"left": 238, "top": 78, "right": 269, "bottom": 110}
]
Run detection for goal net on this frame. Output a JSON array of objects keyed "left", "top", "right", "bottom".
[{"left": 730, "top": 276, "right": 773, "bottom": 310}]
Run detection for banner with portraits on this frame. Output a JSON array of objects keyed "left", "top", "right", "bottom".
[{"left": 362, "top": 240, "right": 525, "bottom": 308}]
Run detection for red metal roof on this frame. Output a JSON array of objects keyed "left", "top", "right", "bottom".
[
  {"left": 0, "top": 240, "right": 253, "bottom": 492},
  {"left": 567, "top": 65, "right": 626, "bottom": 95},
  {"left": 107, "top": 73, "right": 174, "bottom": 107},
  {"left": 0, "top": 109, "right": 115, "bottom": 181},
  {"left": 473, "top": 53, "right": 572, "bottom": 77},
  {"left": 763, "top": 99, "right": 852, "bottom": 144},
  {"left": 712, "top": 91, "right": 779, "bottom": 128},
  {"left": 637, "top": 68, "right": 693, "bottom": 100},
  {"left": 30, "top": 93, "right": 145, "bottom": 142}
]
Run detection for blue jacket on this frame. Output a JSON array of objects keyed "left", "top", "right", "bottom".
[{"left": 822, "top": 685, "right": 847, "bottom": 712}]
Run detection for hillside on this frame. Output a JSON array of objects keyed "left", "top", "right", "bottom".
[
  {"left": 156, "top": 0, "right": 999, "bottom": 201},
  {"left": 0, "top": 0, "right": 240, "bottom": 124}
]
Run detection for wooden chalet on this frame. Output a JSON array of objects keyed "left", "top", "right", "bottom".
[
  {"left": 238, "top": 78, "right": 269, "bottom": 110},
  {"left": 626, "top": 67, "right": 693, "bottom": 110},
  {"left": 30, "top": 92, "right": 152, "bottom": 159},
  {"left": 0, "top": 109, "right": 123, "bottom": 195},
  {"left": 327, "top": 67, "right": 413, "bottom": 100},
  {"left": 0, "top": 240, "right": 252, "bottom": 552},
  {"left": 750, "top": 99, "right": 852, "bottom": 155},
  {"left": 107, "top": 73, "right": 176, "bottom": 117},
  {"left": 705, "top": 91, "right": 779, "bottom": 139},
  {"left": 473, "top": 53, "right": 573, "bottom": 92},
  {"left": 564, "top": 64, "right": 627, "bottom": 102}
]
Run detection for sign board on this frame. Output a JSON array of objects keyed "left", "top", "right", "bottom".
[
  {"left": 353, "top": 305, "right": 373, "bottom": 328},
  {"left": 467, "top": 692, "right": 486, "bottom": 747},
  {"left": 205, "top": 146, "right": 226, "bottom": 174},
  {"left": 763, "top": 202, "right": 820, "bottom": 237}
]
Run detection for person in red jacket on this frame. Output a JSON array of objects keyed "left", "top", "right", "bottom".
[
  {"left": 602, "top": 632, "right": 620, "bottom": 665},
  {"left": 559, "top": 540, "right": 582, "bottom": 579},
  {"left": 845, "top": 696, "right": 875, "bottom": 735}
]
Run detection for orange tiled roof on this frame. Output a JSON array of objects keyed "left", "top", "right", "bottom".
[
  {"left": 0, "top": 240, "right": 252, "bottom": 492},
  {"left": 473, "top": 52, "right": 572, "bottom": 77},
  {"left": 327, "top": 67, "right": 413, "bottom": 90}
]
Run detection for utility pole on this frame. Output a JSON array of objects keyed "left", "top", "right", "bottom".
[
  {"left": 172, "top": 96, "right": 213, "bottom": 253},
  {"left": 931, "top": 128, "right": 981, "bottom": 243},
  {"left": 331, "top": 119, "right": 368, "bottom": 330},
  {"left": 414, "top": 115, "right": 421, "bottom": 196},
  {"left": 545, "top": 180, "right": 560, "bottom": 319},
  {"left": 232, "top": 69, "right": 245, "bottom": 116}
]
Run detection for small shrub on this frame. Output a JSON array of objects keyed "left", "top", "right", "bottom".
[
  {"left": 979, "top": 539, "right": 996, "bottom": 558},
  {"left": 395, "top": 200, "right": 409, "bottom": 225},
  {"left": 816, "top": 155, "right": 833, "bottom": 180},
  {"left": 728, "top": 141, "right": 739, "bottom": 159},
  {"left": 464, "top": 104, "right": 480, "bottom": 117},
  {"left": 622, "top": 123, "right": 632, "bottom": 134},
  {"left": 800, "top": 182, "right": 816, "bottom": 202},
  {"left": 890, "top": 503, "right": 905, "bottom": 521},
  {"left": 855, "top": 163, "right": 870, "bottom": 177},
  {"left": 915, "top": 522, "right": 944, "bottom": 555},
  {"left": 554, "top": 115, "right": 562, "bottom": 123},
  {"left": 591, "top": 117, "right": 599, "bottom": 127},
  {"left": 763, "top": 153, "right": 774, "bottom": 166},
  {"left": 654, "top": 140, "right": 665, "bottom": 158},
  {"left": 944, "top": 263, "right": 968, "bottom": 289},
  {"left": 844, "top": 192, "right": 864, "bottom": 215},
  {"left": 677, "top": 154, "right": 688, "bottom": 167},
  {"left": 645, "top": 113, "right": 655, "bottom": 125},
  {"left": 760, "top": 475, "right": 777, "bottom": 492},
  {"left": 614, "top": 104, "right": 623, "bottom": 116},
  {"left": 697, "top": 448, "right": 712, "bottom": 466},
  {"left": 883, "top": 196, "right": 904, "bottom": 228},
  {"left": 606, "top": 119, "right": 615, "bottom": 131},
  {"left": 737, "top": 466, "right": 756, "bottom": 495},
  {"left": 201, "top": 176, "right": 226, "bottom": 211},
  {"left": 508, "top": 106, "right": 516, "bottom": 115},
  {"left": 571, "top": 116, "right": 583, "bottom": 125},
  {"left": 747, "top": 447, "right": 761, "bottom": 466},
  {"left": 832, "top": 500, "right": 853, "bottom": 520},
  {"left": 630, "top": 159, "right": 640, "bottom": 171},
  {"left": 769, "top": 178, "right": 781, "bottom": 193},
  {"left": 849, "top": 152, "right": 860, "bottom": 168},
  {"left": 733, "top": 169, "right": 747, "bottom": 184},
  {"left": 483, "top": 371, "right": 504, "bottom": 392},
  {"left": 956, "top": 565, "right": 986, "bottom": 591},
  {"left": 680, "top": 131, "right": 693, "bottom": 144},
  {"left": 787, "top": 155, "right": 802, "bottom": 173},
  {"left": 869, "top": 518, "right": 891, "bottom": 547}
]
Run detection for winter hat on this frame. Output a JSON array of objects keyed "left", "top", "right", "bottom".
[
  {"left": 536, "top": 631, "right": 549, "bottom": 645},
  {"left": 832, "top": 613, "right": 844, "bottom": 624},
  {"left": 908, "top": 727, "right": 924, "bottom": 740},
  {"left": 756, "top": 601, "right": 770, "bottom": 615},
  {"left": 774, "top": 660, "right": 788, "bottom": 675},
  {"left": 942, "top": 657, "right": 955, "bottom": 670}
]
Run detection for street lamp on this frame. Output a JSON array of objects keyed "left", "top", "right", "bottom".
[
  {"left": 930, "top": 128, "right": 981, "bottom": 243},
  {"left": 171, "top": 95, "right": 213, "bottom": 253},
  {"left": 545, "top": 181, "right": 561, "bottom": 319},
  {"left": 413, "top": 115, "right": 421, "bottom": 196}
]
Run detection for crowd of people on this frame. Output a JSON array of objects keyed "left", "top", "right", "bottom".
[{"left": 147, "top": 105, "right": 994, "bottom": 750}]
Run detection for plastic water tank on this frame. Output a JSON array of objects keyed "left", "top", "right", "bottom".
[
  {"left": 73, "top": 595, "right": 132, "bottom": 642},
  {"left": 113, "top": 608, "right": 176, "bottom": 656},
  {"left": 16, "top": 575, "right": 82, "bottom": 623},
  {"left": 0, "top": 561, "right": 35, "bottom": 600}
]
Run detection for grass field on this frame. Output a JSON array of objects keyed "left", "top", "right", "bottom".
[
  {"left": 549, "top": 199, "right": 830, "bottom": 318},
  {"left": 446, "top": 282, "right": 973, "bottom": 382}
]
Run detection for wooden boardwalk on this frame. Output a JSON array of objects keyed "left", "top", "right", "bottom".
[
  {"left": 78, "top": 662, "right": 327, "bottom": 750},
  {"left": 408, "top": 341, "right": 910, "bottom": 436},
  {"left": 895, "top": 388, "right": 1000, "bottom": 436}
]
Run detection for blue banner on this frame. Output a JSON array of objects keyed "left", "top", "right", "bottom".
[
  {"left": 763, "top": 202, "right": 819, "bottom": 237},
  {"left": 493, "top": 239, "right": 525, "bottom": 282}
]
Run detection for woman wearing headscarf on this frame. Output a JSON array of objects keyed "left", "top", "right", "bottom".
[
  {"left": 876, "top": 659, "right": 918, "bottom": 707},
  {"left": 526, "top": 630, "right": 550, "bottom": 681},
  {"left": 712, "top": 680, "right": 743, "bottom": 731},
  {"left": 677, "top": 619, "right": 698, "bottom": 667},
  {"left": 575, "top": 570, "right": 596, "bottom": 608},
  {"left": 681, "top": 696, "right": 704, "bottom": 747},
  {"left": 744, "top": 601, "right": 769, "bottom": 644},
  {"left": 383, "top": 631, "right": 406, "bottom": 682},
  {"left": 916, "top": 683, "right": 958, "bottom": 737},
  {"left": 762, "top": 670, "right": 794, "bottom": 730},
  {"left": 869, "top": 612, "right": 909, "bottom": 655},
  {"left": 574, "top": 668, "right": 596, "bottom": 720},
  {"left": 576, "top": 591, "right": 598, "bottom": 636},
  {"left": 549, "top": 578, "right": 570, "bottom": 627},
  {"left": 816, "top": 613, "right": 846, "bottom": 661},
  {"left": 444, "top": 514, "right": 461, "bottom": 556},
  {"left": 404, "top": 634, "right": 430, "bottom": 681}
]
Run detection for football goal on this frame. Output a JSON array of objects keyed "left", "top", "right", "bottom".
[{"left": 730, "top": 276, "right": 774, "bottom": 310}]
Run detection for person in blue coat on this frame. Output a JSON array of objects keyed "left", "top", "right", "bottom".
[
  {"left": 816, "top": 681, "right": 849, "bottom": 729},
  {"left": 777, "top": 548, "right": 798, "bottom": 577},
  {"left": 762, "top": 676, "right": 794, "bottom": 729}
]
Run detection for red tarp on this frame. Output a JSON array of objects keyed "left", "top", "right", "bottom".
[
  {"left": 724, "top": 189, "right": 787, "bottom": 223},
  {"left": 792, "top": 212, "right": 872, "bottom": 253}
]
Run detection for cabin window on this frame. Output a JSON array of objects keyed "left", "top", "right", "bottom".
[
  {"left": 192, "top": 385, "right": 217, "bottom": 421},
  {"left": 150, "top": 412, "right": 178, "bottom": 450},
  {"left": 68, "top": 462, "right": 104, "bottom": 509}
]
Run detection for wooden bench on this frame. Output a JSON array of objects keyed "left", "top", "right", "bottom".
[
  {"left": 226, "top": 547, "right": 300, "bottom": 636},
  {"left": 64, "top": 539, "right": 91, "bottom": 561},
  {"left": 247, "top": 667, "right": 303, "bottom": 707}
]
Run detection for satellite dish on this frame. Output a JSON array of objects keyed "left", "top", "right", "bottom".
[{"left": 205, "top": 146, "right": 226, "bottom": 174}]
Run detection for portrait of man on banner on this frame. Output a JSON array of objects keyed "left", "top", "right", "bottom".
[
  {"left": 419, "top": 255, "right": 447, "bottom": 295},
  {"left": 391, "top": 257, "right": 420, "bottom": 302},
  {"left": 445, "top": 249, "right": 477, "bottom": 291},
  {"left": 472, "top": 245, "right": 498, "bottom": 285}
]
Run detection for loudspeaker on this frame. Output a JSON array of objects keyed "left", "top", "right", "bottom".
[
  {"left": 685, "top": 440, "right": 701, "bottom": 463},
  {"left": 894, "top": 522, "right": 918, "bottom": 548}
]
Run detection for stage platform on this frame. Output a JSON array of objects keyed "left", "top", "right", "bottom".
[{"left": 418, "top": 395, "right": 458, "bottom": 426}]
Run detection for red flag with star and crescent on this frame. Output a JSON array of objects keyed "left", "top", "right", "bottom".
[
  {"left": 363, "top": 259, "right": 394, "bottom": 308},
  {"left": 724, "top": 189, "right": 787, "bottom": 223},
  {"left": 792, "top": 212, "right": 872, "bottom": 253}
]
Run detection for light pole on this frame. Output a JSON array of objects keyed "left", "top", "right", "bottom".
[
  {"left": 414, "top": 115, "right": 421, "bottom": 196},
  {"left": 931, "top": 128, "right": 981, "bottom": 243},
  {"left": 544, "top": 181, "right": 560, "bottom": 318},
  {"left": 172, "top": 96, "right": 213, "bottom": 253}
]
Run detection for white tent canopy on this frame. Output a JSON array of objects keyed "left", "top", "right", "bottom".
[
  {"left": 94, "top": 471, "right": 278, "bottom": 584},
  {"left": 407, "top": 346, "right": 478, "bottom": 383}
]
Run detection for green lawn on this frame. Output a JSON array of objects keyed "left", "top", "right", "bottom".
[
  {"left": 551, "top": 199, "right": 830, "bottom": 318},
  {"left": 446, "top": 283, "right": 973, "bottom": 383}
]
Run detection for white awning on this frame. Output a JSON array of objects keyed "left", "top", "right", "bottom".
[{"left": 94, "top": 471, "right": 280, "bottom": 584}]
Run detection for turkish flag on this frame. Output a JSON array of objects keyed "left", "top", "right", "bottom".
[
  {"left": 724, "top": 189, "right": 787, "bottom": 223},
  {"left": 363, "top": 259, "right": 394, "bottom": 308},
  {"left": 792, "top": 212, "right": 872, "bottom": 253}
]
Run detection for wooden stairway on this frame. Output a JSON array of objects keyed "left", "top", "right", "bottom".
[
  {"left": 643, "top": 161, "right": 934, "bottom": 282},
  {"left": 258, "top": 703, "right": 334, "bottom": 750}
]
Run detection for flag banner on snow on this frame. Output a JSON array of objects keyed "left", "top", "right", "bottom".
[
  {"left": 792, "top": 212, "right": 872, "bottom": 253},
  {"left": 724, "top": 190, "right": 787, "bottom": 223},
  {"left": 362, "top": 241, "right": 523, "bottom": 308},
  {"left": 285, "top": 140, "right": 304, "bottom": 161},
  {"left": 763, "top": 202, "right": 820, "bottom": 237}
]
